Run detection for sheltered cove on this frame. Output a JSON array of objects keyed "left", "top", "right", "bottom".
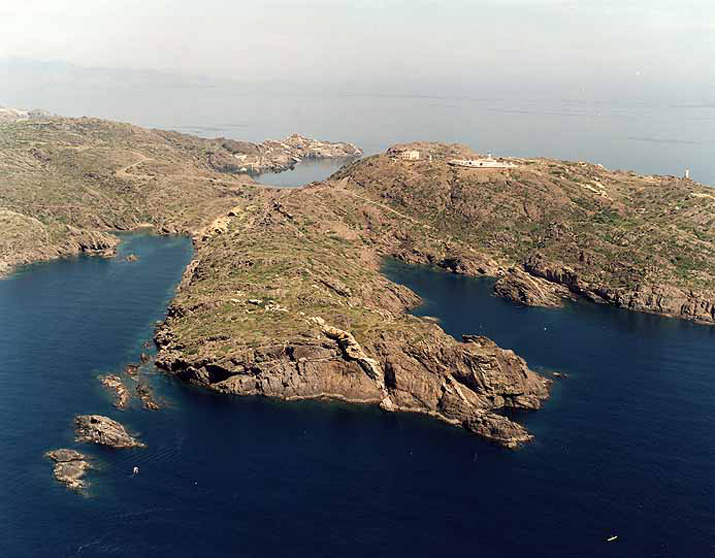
[{"left": 2, "top": 114, "right": 715, "bottom": 459}]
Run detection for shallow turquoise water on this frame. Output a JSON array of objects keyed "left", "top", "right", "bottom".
[{"left": 1, "top": 236, "right": 713, "bottom": 557}]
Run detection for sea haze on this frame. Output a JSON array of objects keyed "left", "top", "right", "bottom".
[{"left": 2, "top": 60, "right": 714, "bottom": 185}]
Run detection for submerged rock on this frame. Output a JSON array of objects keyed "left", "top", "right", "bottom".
[
  {"left": 45, "top": 449, "right": 93, "bottom": 490},
  {"left": 124, "top": 363, "right": 140, "bottom": 377},
  {"left": 74, "top": 415, "right": 145, "bottom": 448}
]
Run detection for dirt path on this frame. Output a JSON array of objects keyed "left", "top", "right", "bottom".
[{"left": 115, "top": 154, "right": 154, "bottom": 180}]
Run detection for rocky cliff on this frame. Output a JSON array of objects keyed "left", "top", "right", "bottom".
[
  {"left": 8, "top": 117, "right": 714, "bottom": 447},
  {"left": 153, "top": 181, "right": 550, "bottom": 447},
  {"left": 334, "top": 144, "right": 715, "bottom": 324}
]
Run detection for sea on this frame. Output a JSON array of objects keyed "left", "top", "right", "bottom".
[
  {"left": 1, "top": 78, "right": 715, "bottom": 556},
  {"left": 0, "top": 233, "right": 713, "bottom": 557},
  {"left": 3, "top": 73, "right": 714, "bottom": 186}
]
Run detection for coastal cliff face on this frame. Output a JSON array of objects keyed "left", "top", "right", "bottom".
[
  {"left": 7, "top": 115, "right": 715, "bottom": 445},
  {"left": 154, "top": 185, "right": 549, "bottom": 446},
  {"left": 334, "top": 144, "right": 715, "bottom": 324}
]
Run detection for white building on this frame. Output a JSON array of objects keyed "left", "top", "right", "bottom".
[
  {"left": 447, "top": 154, "right": 515, "bottom": 169},
  {"left": 399, "top": 150, "right": 420, "bottom": 161}
]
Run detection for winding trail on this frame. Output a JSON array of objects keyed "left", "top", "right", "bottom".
[{"left": 115, "top": 154, "right": 154, "bottom": 180}]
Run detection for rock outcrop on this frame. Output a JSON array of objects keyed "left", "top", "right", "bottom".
[
  {"left": 494, "top": 267, "right": 573, "bottom": 307},
  {"left": 74, "top": 415, "right": 145, "bottom": 448},
  {"left": 156, "top": 321, "right": 549, "bottom": 447},
  {"left": 45, "top": 449, "right": 93, "bottom": 490},
  {"left": 99, "top": 375, "right": 131, "bottom": 409},
  {"left": 135, "top": 382, "right": 161, "bottom": 410}
]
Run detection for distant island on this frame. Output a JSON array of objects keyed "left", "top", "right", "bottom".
[{"left": 2, "top": 111, "right": 714, "bottom": 447}]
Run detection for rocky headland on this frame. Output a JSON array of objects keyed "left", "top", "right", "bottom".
[
  {"left": 0, "top": 112, "right": 357, "bottom": 277},
  {"left": 153, "top": 180, "right": 551, "bottom": 447},
  {"left": 5, "top": 114, "right": 715, "bottom": 448},
  {"left": 220, "top": 132, "right": 362, "bottom": 174},
  {"left": 334, "top": 143, "right": 715, "bottom": 324}
]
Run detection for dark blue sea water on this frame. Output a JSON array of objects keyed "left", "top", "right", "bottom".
[
  {"left": 382, "top": 259, "right": 715, "bottom": 558},
  {"left": 1, "top": 236, "right": 714, "bottom": 557}
]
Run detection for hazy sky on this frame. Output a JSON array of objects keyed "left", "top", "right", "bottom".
[{"left": 1, "top": 0, "right": 713, "bottom": 98}]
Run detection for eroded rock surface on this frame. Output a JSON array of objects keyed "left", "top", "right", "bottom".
[
  {"left": 74, "top": 415, "right": 145, "bottom": 448},
  {"left": 100, "top": 374, "right": 131, "bottom": 409},
  {"left": 135, "top": 382, "right": 161, "bottom": 410},
  {"left": 494, "top": 267, "right": 573, "bottom": 307},
  {"left": 45, "top": 449, "right": 93, "bottom": 490}
]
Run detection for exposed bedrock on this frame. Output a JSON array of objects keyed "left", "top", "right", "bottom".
[
  {"left": 74, "top": 415, "right": 145, "bottom": 448},
  {"left": 494, "top": 266, "right": 573, "bottom": 308},
  {"left": 99, "top": 374, "right": 131, "bottom": 409},
  {"left": 156, "top": 322, "right": 549, "bottom": 448},
  {"left": 45, "top": 449, "right": 94, "bottom": 491},
  {"left": 522, "top": 254, "right": 715, "bottom": 323}
]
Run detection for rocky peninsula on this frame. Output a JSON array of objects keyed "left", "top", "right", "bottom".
[
  {"left": 219, "top": 132, "right": 362, "bottom": 174},
  {"left": 4, "top": 114, "right": 715, "bottom": 447},
  {"left": 0, "top": 112, "right": 357, "bottom": 276}
]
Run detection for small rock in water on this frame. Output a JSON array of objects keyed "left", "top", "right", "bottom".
[
  {"left": 135, "top": 382, "right": 161, "bottom": 410},
  {"left": 125, "top": 253, "right": 139, "bottom": 262},
  {"left": 139, "top": 352, "right": 151, "bottom": 363},
  {"left": 45, "top": 449, "right": 94, "bottom": 491},
  {"left": 124, "top": 363, "right": 140, "bottom": 377},
  {"left": 74, "top": 415, "right": 145, "bottom": 448},
  {"left": 99, "top": 374, "right": 131, "bottom": 409}
]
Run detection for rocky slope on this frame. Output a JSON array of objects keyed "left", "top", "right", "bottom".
[
  {"left": 10, "top": 115, "right": 714, "bottom": 447},
  {"left": 334, "top": 143, "right": 715, "bottom": 323},
  {"left": 0, "top": 114, "right": 358, "bottom": 276},
  {"left": 154, "top": 181, "right": 550, "bottom": 447}
]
